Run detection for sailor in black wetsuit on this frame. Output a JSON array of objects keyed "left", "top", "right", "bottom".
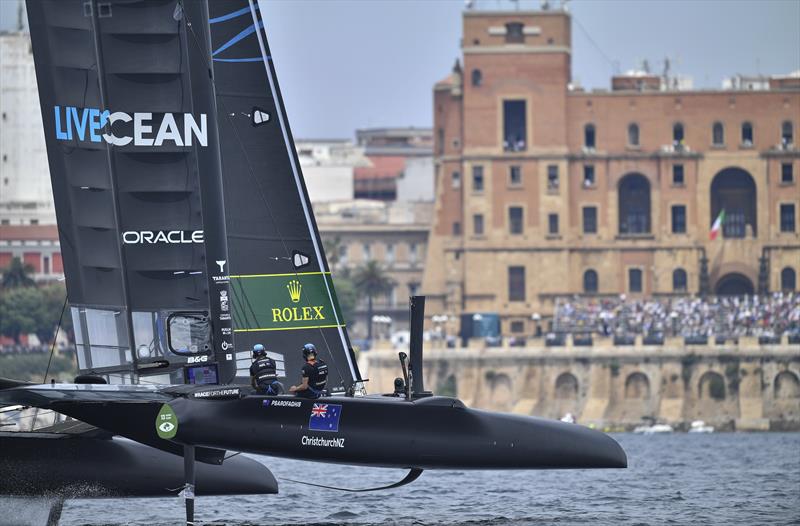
[
  {"left": 289, "top": 343, "right": 328, "bottom": 399},
  {"left": 250, "top": 344, "right": 283, "bottom": 395}
]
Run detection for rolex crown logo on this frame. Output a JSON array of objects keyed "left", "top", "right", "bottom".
[{"left": 287, "top": 279, "right": 302, "bottom": 303}]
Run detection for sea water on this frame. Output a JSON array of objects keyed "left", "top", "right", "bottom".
[{"left": 54, "top": 433, "right": 800, "bottom": 525}]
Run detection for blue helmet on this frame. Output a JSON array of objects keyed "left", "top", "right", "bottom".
[
  {"left": 301, "top": 343, "right": 317, "bottom": 360},
  {"left": 252, "top": 344, "right": 266, "bottom": 358}
]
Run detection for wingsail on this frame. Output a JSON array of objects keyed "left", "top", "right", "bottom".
[
  {"left": 25, "top": 0, "right": 231, "bottom": 384},
  {"left": 207, "top": 0, "right": 361, "bottom": 393},
  {"left": 26, "top": 0, "right": 360, "bottom": 392}
]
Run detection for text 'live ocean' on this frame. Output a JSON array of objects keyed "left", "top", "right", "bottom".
[{"left": 53, "top": 106, "right": 208, "bottom": 147}]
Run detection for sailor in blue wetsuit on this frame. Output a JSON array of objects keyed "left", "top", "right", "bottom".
[
  {"left": 250, "top": 344, "right": 283, "bottom": 395},
  {"left": 289, "top": 343, "right": 328, "bottom": 399}
]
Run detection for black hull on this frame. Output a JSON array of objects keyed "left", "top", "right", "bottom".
[
  {"left": 0, "top": 432, "right": 277, "bottom": 498},
  {"left": 169, "top": 394, "right": 627, "bottom": 470}
]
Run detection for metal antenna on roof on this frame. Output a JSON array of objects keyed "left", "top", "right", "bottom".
[{"left": 17, "top": 0, "right": 25, "bottom": 31}]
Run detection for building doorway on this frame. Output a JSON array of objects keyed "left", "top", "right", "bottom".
[{"left": 715, "top": 273, "right": 754, "bottom": 296}]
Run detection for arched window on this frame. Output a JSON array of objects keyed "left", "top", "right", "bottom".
[
  {"left": 782, "top": 267, "right": 796, "bottom": 291},
  {"left": 627, "top": 123, "right": 640, "bottom": 146},
  {"left": 673, "top": 268, "right": 688, "bottom": 292},
  {"left": 471, "top": 69, "right": 482, "bottom": 87},
  {"left": 618, "top": 173, "right": 651, "bottom": 234},
  {"left": 672, "top": 122, "right": 684, "bottom": 145},
  {"left": 710, "top": 168, "right": 757, "bottom": 238},
  {"left": 583, "top": 269, "right": 598, "bottom": 294},
  {"left": 741, "top": 121, "right": 754, "bottom": 145},
  {"left": 782, "top": 121, "right": 794, "bottom": 146},
  {"left": 712, "top": 121, "right": 724, "bottom": 145},
  {"left": 584, "top": 124, "right": 596, "bottom": 149}
]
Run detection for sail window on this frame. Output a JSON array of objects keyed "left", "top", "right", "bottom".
[
  {"left": 70, "top": 307, "right": 132, "bottom": 370},
  {"left": 167, "top": 312, "right": 211, "bottom": 355}
]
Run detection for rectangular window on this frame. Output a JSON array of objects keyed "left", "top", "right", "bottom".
[
  {"left": 781, "top": 163, "right": 794, "bottom": 183},
  {"left": 508, "top": 266, "right": 525, "bottom": 302},
  {"left": 437, "top": 128, "right": 444, "bottom": 155},
  {"left": 363, "top": 243, "right": 371, "bottom": 261},
  {"left": 452, "top": 171, "right": 461, "bottom": 189},
  {"left": 780, "top": 204, "right": 796, "bottom": 232},
  {"left": 548, "top": 213, "right": 559, "bottom": 234},
  {"left": 583, "top": 165, "right": 595, "bottom": 187},
  {"left": 547, "top": 165, "right": 559, "bottom": 190},
  {"left": 672, "top": 164, "right": 684, "bottom": 185},
  {"left": 339, "top": 245, "right": 348, "bottom": 264},
  {"left": 452, "top": 222, "right": 462, "bottom": 235},
  {"left": 409, "top": 243, "right": 418, "bottom": 263},
  {"left": 510, "top": 321, "right": 525, "bottom": 333},
  {"left": 671, "top": 205, "right": 687, "bottom": 233},
  {"left": 503, "top": 100, "right": 527, "bottom": 152},
  {"left": 509, "top": 207, "right": 523, "bottom": 234},
  {"left": 472, "top": 166, "right": 484, "bottom": 192},
  {"left": 473, "top": 214, "right": 484, "bottom": 235},
  {"left": 505, "top": 22, "right": 524, "bottom": 43},
  {"left": 583, "top": 206, "right": 597, "bottom": 234},
  {"left": 628, "top": 268, "right": 643, "bottom": 293},
  {"left": 509, "top": 165, "right": 522, "bottom": 186},
  {"left": 386, "top": 244, "right": 395, "bottom": 263}
]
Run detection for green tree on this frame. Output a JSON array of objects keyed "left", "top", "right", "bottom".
[
  {"left": 323, "top": 236, "right": 344, "bottom": 272},
  {"left": 352, "top": 260, "right": 395, "bottom": 342},
  {"left": 0, "top": 283, "right": 68, "bottom": 344},
  {"left": 332, "top": 276, "right": 357, "bottom": 329},
  {"left": 1, "top": 257, "right": 35, "bottom": 289},
  {"left": 0, "top": 287, "right": 42, "bottom": 343}
]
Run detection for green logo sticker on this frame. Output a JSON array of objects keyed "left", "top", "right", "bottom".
[
  {"left": 230, "top": 272, "right": 345, "bottom": 332},
  {"left": 156, "top": 403, "right": 178, "bottom": 439}
]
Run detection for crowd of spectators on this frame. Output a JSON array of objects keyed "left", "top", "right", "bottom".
[{"left": 553, "top": 292, "right": 800, "bottom": 340}]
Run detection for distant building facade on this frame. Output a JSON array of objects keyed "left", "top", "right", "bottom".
[
  {"left": 0, "top": 30, "right": 55, "bottom": 226},
  {"left": 422, "top": 8, "right": 800, "bottom": 336},
  {"left": 354, "top": 127, "right": 434, "bottom": 201},
  {"left": 0, "top": 224, "right": 62, "bottom": 281},
  {"left": 296, "top": 139, "right": 363, "bottom": 202},
  {"left": 316, "top": 200, "right": 432, "bottom": 339}
]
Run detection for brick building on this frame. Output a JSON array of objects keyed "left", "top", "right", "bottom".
[
  {"left": 0, "top": 224, "right": 63, "bottom": 281},
  {"left": 422, "top": 8, "right": 799, "bottom": 336}
]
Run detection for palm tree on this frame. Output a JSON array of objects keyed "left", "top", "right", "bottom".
[
  {"left": 352, "top": 260, "right": 395, "bottom": 342},
  {"left": 1, "top": 257, "right": 36, "bottom": 289}
]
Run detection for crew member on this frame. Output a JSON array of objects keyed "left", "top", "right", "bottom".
[
  {"left": 250, "top": 344, "right": 282, "bottom": 395},
  {"left": 289, "top": 343, "right": 328, "bottom": 399}
]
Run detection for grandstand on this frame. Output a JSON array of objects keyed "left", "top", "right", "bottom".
[{"left": 552, "top": 293, "right": 800, "bottom": 345}]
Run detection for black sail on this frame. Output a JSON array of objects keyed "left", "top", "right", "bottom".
[
  {"left": 25, "top": 0, "right": 232, "bottom": 383},
  {"left": 206, "top": 0, "right": 361, "bottom": 393}
]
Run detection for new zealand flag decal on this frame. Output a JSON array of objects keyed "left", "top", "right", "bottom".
[{"left": 308, "top": 403, "right": 342, "bottom": 432}]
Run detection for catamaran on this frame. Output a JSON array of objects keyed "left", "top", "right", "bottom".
[{"left": 0, "top": 1, "right": 626, "bottom": 524}]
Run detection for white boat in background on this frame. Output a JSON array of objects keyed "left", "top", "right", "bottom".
[
  {"left": 633, "top": 423, "right": 674, "bottom": 434},
  {"left": 688, "top": 420, "right": 715, "bottom": 433},
  {"left": 560, "top": 413, "right": 576, "bottom": 424}
]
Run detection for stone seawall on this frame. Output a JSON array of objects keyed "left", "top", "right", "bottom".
[{"left": 362, "top": 342, "right": 800, "bottom": 431}]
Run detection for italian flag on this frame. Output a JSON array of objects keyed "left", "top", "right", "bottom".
[{"left": 710, "top": 209, "right": 725, "bottom": 240}]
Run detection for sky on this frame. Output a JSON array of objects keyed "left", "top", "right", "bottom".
[{"left": 2, "top": 0, "right": 798, "bottom": 139}]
